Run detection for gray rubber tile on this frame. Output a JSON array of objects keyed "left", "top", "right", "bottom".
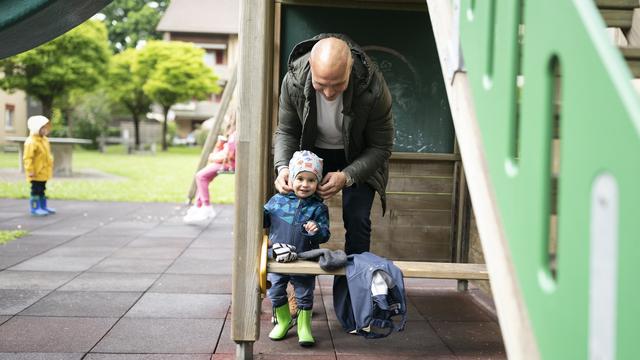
[
  {"left": 59, "top": 272, "right": 160, "bottom": 292},
  {"left": 431, "top": 321, "right": 506, "bottom": 358},
  {"left": 0, "top": 316, "right": 10, "bottom": 325},
  {"left": 165, "top": 258, "right": 231, "bottom": 275},
  {"left": 126, "top": 293, "right": 230, "bottom": 319},
  {"left": 65, "top": 236, "right": 134, "bottom": 248},
  {"left": 0, "top": 353, "right": 84, "bottom": 359},
  {"left": 85, "top": 355, "right": 211, "bottom": 360},
  {"left": 410, "top": 291, "right": 494, "bottom": 322},
  {"left": 9, "top": 255, "right": 106, "bottom": 272},
  {"left": 20, "top": 291, "right": 141, "bottom": 317},
  {"left": 41, "top": 246, "right": 118, "bottom": 258},
  {"left": 329, "top": 320, "right": 452, "bottom": 357},
  {"left": 125, "top": 237, "right": 192, "bottom": 248},
  {"left": 109, "top": 247, "right": 184, "bottom": 260},
  {"left": 216, "top": 319, "right": 334, "bottom": 356},
  {"left": 0, "top": 316, "right": 117, "bottom": 352},
  {"left": 148, "top": 274, "right": 231, "bottom": 294},
  {"left": 89, "top": 257, "right": 174, "bottom": 274},
  {"left": 0, "top": 271, "right": 78, "bottom": 290},
  {"left": 178, "top": 248, "right": 232, "bottom": 261},
  {"left": 93, "top": 318, "right": 222, "bottom": 354},
  {"left": 0, "top": 256, "right": 30, "bottom": 270},
  {"left": 0, "top": 289, "right": 50, "bottom": 315},
  {"left": 144, "top": 226, "right": 203, "bottom": 238}
]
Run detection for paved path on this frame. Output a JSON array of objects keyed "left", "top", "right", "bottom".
[{"left": 0, "top": 199, "right": 505, "bottom": 359}]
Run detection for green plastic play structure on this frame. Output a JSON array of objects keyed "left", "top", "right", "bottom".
[
  {"left": 1, "top": 0, "right": 638, "bottom": 358},
  {"left": 460, "top": 0, "right": 639, "bottom": 358}
]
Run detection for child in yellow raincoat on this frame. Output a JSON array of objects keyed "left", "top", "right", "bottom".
[{"left": 23, "top": 115, "right": 55, "bottom": 216}]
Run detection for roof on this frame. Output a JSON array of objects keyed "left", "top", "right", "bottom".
[{"left": 157, "top": 0, "right": 239, "bottom": 34}]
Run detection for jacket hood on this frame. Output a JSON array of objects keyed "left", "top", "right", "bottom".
[
  {"left": 286, "top": 33, "right": 375, "bottom": 96},
  {"left": 27, "top": 115, "right": 50, "bottom": 135}
]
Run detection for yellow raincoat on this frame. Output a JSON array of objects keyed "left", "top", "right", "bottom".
[{"left": 23, "top": 135, "right": 53, "bottom": 181}]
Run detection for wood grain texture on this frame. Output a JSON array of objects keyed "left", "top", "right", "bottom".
[
  {"left": 268, "top": 259, "right": 488, "bottom": 279},
  {"left": 232, "top": 0, "right": 273, "bottom": 344}
]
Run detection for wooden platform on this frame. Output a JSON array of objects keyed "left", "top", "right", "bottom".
[{"left": 267, "top": 259, "right": 489, "bottom": 280}]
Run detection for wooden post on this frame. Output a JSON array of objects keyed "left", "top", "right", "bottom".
[
  {"left": 187, "top": 66, "right": 238, "bottom": 203},
  {"left": 232, "top": 0, "right": 273, "bottom": 359}
]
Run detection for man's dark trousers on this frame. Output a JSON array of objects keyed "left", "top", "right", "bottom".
[{"left": 313, "top": 148, "right": 374, "bottom": 255}]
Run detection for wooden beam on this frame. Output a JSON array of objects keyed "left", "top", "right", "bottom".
[
  {"left": 426, "top": 1, "right": 540, "bottom": 358},
  {"left": 232, "top": 0, "right": 273, "bottom": 352},
  {"left": 187, "top": 66, "right": 237, "bottom": 203},
  {"left": 600, "top": 9, "right": 634, "bottom": 29},
  {"left": 596, "top": 0, "right": 638, "bottom": 9},
  {"left": 620, "top": 46, "right": 640, "bottom": 77},
  {"left": 268, "top": 259, "right": 489, "bottom": 279},
  {"left": 275, "top": 0, "right": 427, "bottom": 12}
]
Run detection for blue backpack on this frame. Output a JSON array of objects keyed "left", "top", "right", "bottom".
[{"left": 333, "top": 252, "right": 407, "bottom": 338}]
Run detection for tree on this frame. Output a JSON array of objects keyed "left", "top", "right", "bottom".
[
  {"left": 71, "top": 87, "right": 116, "bottom": 149},
  {"left": 0, "top": 20, "right": 110, "bottom": 122},
  {"left": 99, "top": 0, "right": 169, "bottom": 53},
  {"left": 140, "top": 41, "right": 220, "bottom": 151},
  {"left": 108, "top": 48, "right": 152, "bottom": 147}
]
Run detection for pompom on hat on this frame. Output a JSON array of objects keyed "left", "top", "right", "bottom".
[
  {"left": 288, "top": 150, "right": 323, "bottom": 184},
  {"left": 27, "top": 115, "right": 50, "bottom": 135}
]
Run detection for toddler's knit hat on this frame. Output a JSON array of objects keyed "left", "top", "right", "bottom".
[
  {"left": 27, "top": 115, "right": 50, "bottom": 135},
  {"left": 288, "top": 150, "right": 323, "bottom": 184}
]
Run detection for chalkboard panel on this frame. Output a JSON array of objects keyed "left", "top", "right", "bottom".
[{"left": 280, "top": 5, "right": 454, "bottom": 153}]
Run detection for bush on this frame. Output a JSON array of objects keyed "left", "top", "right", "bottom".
[{"left": 71, "top": 120, "right": 100, "bottom": 149}]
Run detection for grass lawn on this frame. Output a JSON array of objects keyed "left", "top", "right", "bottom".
[
  {"left": 0, "top": 146, "right": 235, "bottom": 203},
  {"left": 0, "top": 230, "right": 27, "bottom": 245}
]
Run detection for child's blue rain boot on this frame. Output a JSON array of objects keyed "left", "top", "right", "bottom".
[
  {"left": 39, "top": 196, "right": 56, "bottom": 214},
  {"left": 30, "top": 196, "right": 48, "bottom": 216},
  {"left": 297, "top": 309, "right": 315, "bottom": 347}
]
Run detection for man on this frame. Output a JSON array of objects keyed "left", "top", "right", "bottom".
[{"left": 274, "top": 33, "right": 394, "bottom": 255}]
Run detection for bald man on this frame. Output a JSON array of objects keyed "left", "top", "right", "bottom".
[{"left": 274, "top": 33, "right": 394, "bottom": 256}]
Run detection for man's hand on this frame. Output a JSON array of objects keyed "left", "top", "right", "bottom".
[
  {"left": 317, "top": 171, "right": 347, "bottom": 200},
  {"left": 274, "top": 167, "right": 292, "bottom": 194},
  {"left": 303, "top": 221, "right": 319, "bottom": 235}
]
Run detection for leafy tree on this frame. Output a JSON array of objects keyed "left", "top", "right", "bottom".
[
  {"left": 99, "top": 0, "right": 169, "bottom": 53},
  {"left": 0, "top": 20, "right": 110, "bottom": 123},
  {"left": 108, "top": 48, "right": 152, "bottom": 147},
  {"left": 140, "top": 41, "right": 220, "bottom": 150},
  {"left": 71, "top": 88, "right": 115, "bottom": 149}
]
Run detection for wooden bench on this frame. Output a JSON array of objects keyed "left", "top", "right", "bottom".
[{"left": 258, "top": 236, "right": 488, "bottom": 296}]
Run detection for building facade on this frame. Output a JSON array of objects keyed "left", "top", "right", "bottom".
[
  {"left": 0, "top": 89, "right": 29, "bottom": 147},
  {"left": 156, "top": 0, "right": 239, "bottom": 139}
]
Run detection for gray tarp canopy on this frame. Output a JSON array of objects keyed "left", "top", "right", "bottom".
[{"left": 0, "top": 0, "right": 112, "bottom": 59}]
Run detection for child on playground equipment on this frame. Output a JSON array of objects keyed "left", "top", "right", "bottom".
[
  {"left": 263, "top": 150, "right": 330, "bottom": 347},
  {"left": 183, "top": 114, "right": 237, "bottom": 223},
  {"left": 23, "top": 115, "right": 56, "bottom": 216}
]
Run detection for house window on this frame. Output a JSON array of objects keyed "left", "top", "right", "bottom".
[
  {"left": 4, "top": 104, "right": 15, "bottom": 130},
  {"left": 215, "top": 50, "right": 224, "bottom": 65},
  {"left": 203, "top": 51, "right": 215, "bottom": 68}
]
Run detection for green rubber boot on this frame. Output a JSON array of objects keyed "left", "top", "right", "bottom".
[
  {"left": 297, "top": 309, "right": 315, "bottom": 347},
  {"left": 268, "top": 303, "right": 293, "bottom": 341}
]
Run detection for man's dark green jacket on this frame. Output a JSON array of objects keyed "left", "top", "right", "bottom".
[{"left": 274, "top": 33, "right": 394, "bottom": 214}]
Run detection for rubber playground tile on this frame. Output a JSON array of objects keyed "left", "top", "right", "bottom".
[{"left": 0, "top": 316, "right": 117, "bottom": 352}]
